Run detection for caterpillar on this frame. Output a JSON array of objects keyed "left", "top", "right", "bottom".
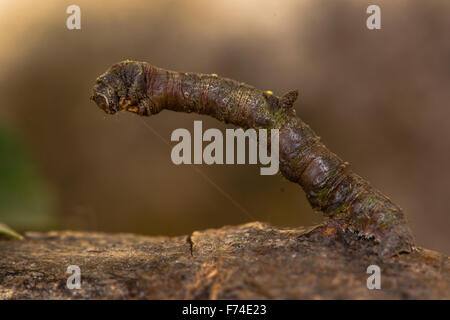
[{"left": 91, "top": 60, "right": 415, "bottom": 257}]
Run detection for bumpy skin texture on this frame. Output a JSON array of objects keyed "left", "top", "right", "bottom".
[{"left": 91, "top": 60, "right": 415, "bottom": 257}]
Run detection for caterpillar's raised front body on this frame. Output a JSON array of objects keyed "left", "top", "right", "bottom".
[{"left": 91, "top": 60, "right": 414, "bottom": 257}]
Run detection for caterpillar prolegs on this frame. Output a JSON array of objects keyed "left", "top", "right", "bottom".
[{"left": 91, "top": 60, "right": 415, "bottom": 257}]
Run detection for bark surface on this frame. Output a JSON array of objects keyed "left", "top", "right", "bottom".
[{"left": 1, "top": 222, "right": 448, "bottom": 299}]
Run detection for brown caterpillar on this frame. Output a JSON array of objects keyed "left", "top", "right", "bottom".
[{"left": 91, "top": 60, "right": 415, "bottom": 257}]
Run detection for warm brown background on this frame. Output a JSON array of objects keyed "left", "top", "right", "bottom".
[{"left": 0, "top": 0, "right": 448, "bottom": 254}]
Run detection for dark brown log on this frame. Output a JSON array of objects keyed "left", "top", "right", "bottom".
[{"left": 0, "top": 222, "right": 448, "bottom": 299}]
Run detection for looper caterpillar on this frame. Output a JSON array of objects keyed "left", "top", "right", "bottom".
[{"left": 91, "top": 60, "right": 415, "bottom": 257}]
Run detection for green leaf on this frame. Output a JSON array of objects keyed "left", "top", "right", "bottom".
[{"left": 0, "top": 222, "right": 24, "bottom": 240}]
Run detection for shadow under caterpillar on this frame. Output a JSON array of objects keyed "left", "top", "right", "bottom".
[{"left": 91, "top": 60, "right": 415, "bottom": 257}]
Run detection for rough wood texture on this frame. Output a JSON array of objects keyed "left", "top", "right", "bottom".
[{"left": 0, "top": 222, "right": 448, "bottom": 299}]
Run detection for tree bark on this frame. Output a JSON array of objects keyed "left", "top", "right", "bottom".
[{"left": 0, "top": 222, "right": 448, "bottom": 299}]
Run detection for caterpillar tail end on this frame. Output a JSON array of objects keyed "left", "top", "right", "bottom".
[
  {"left": 327, "top": 216, "right": 415, "bottom": 258},
  {"left": 376, "top": 222, "right": 415, "bottom": 257}
]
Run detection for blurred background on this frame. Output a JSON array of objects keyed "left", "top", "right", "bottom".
[{"left": 0, "top": 0, "right": 449, "bottom": 254}]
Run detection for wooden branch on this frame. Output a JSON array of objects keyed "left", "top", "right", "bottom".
[{"left": 1, "top": 222, "right": 448, "bottom": 299}]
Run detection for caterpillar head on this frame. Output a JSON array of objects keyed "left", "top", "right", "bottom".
[{"left": 91, "top": 60, "right": 153, "bottom": 116}]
